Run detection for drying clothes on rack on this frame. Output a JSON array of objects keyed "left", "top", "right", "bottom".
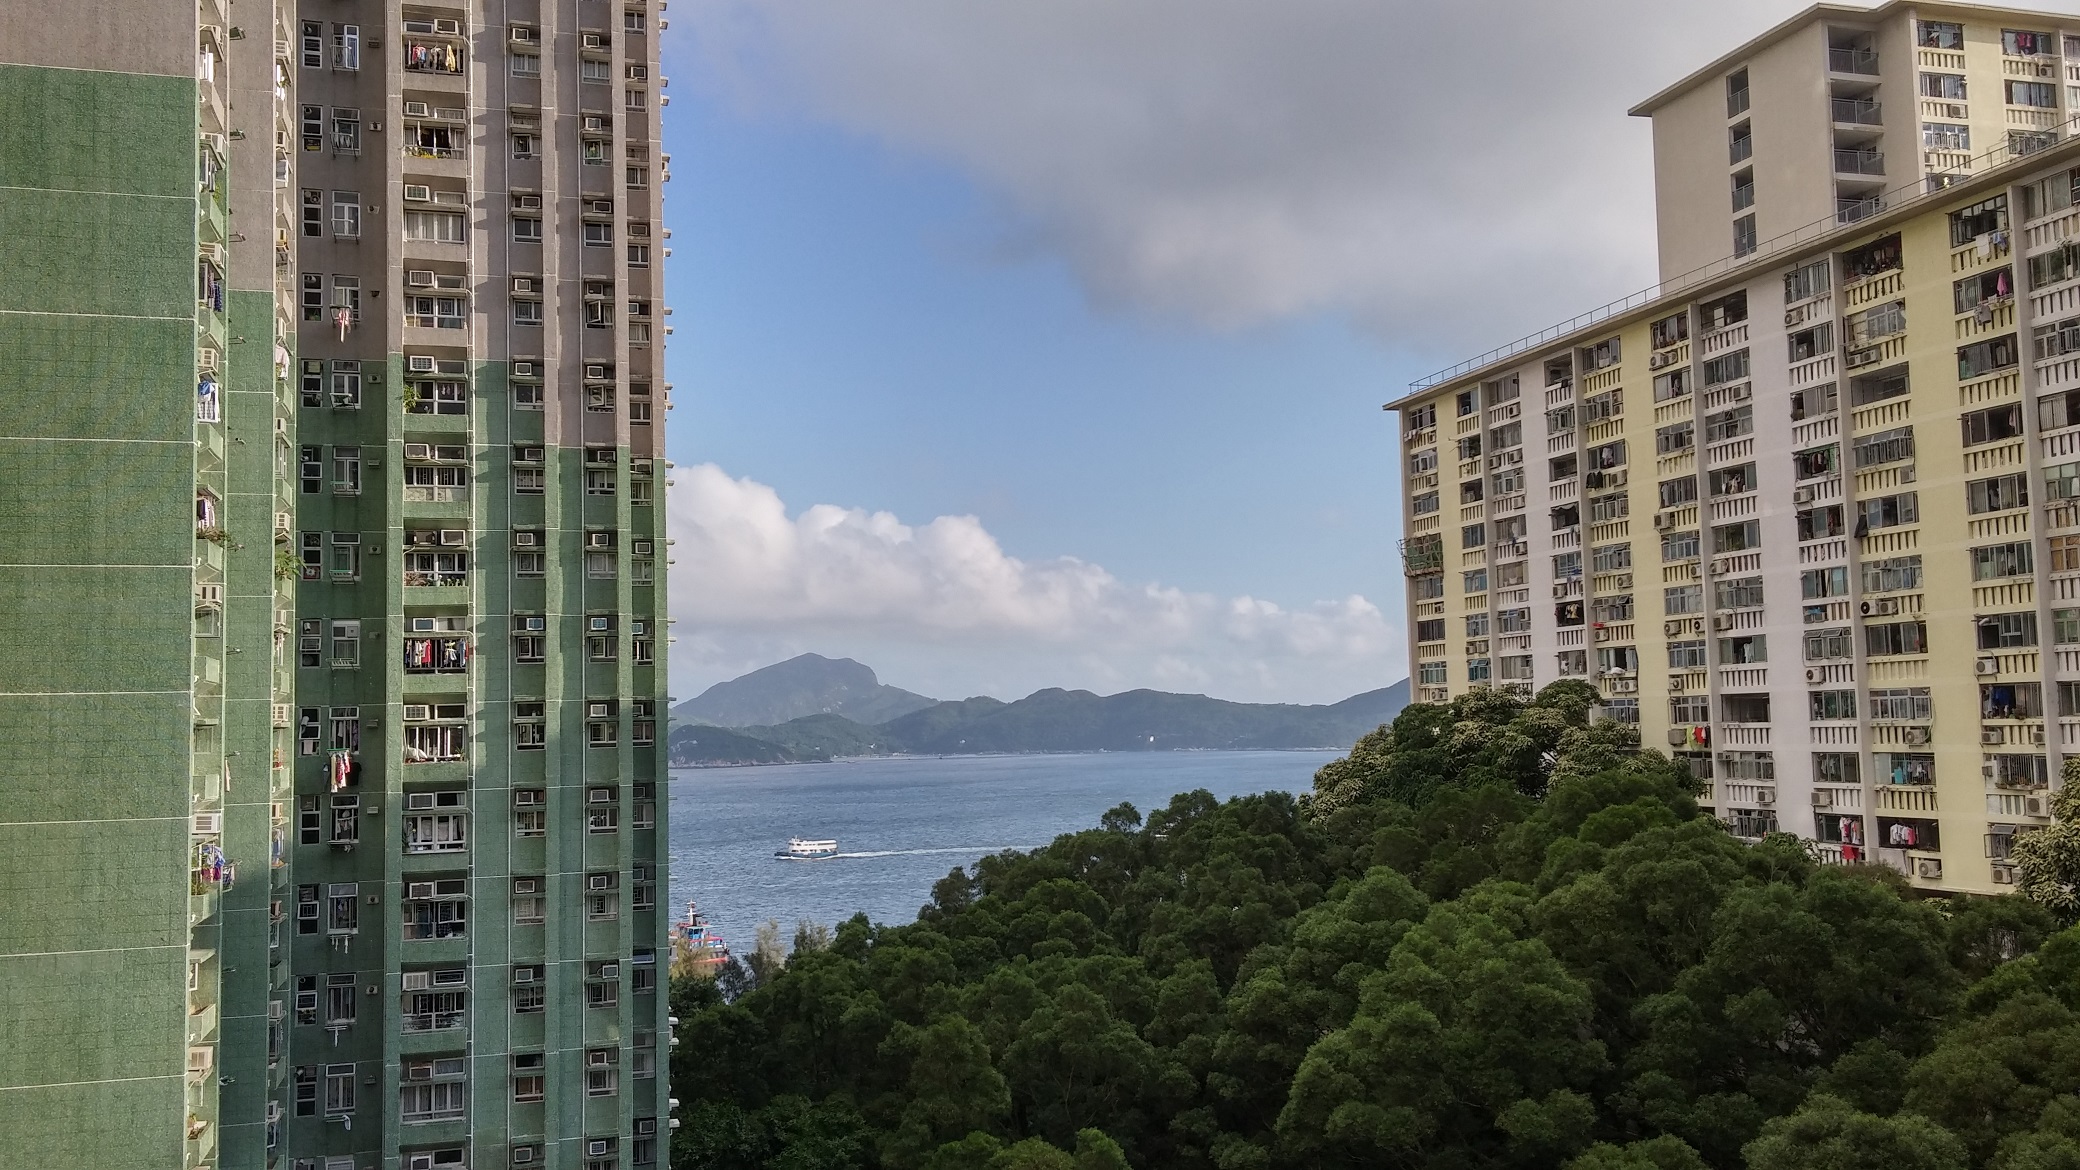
[
  {"left": 1887, "top": 821, "right": 1920, "bottom": 847},
  {"left": 329, "top": 749, "right": 353, "bottom": 792},
  {"left": 333, "top": 306, "right": 352, "bottom": 341}
]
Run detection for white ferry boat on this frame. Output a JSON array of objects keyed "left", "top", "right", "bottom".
[{"left": 775, "top": 838, "right": 839, "bottom": 860}]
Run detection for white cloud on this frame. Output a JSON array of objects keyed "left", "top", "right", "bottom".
[
  {"left": 666, "top": 465, "right": 1400, "bottom": 705},
  {"left": 668, "top": 0, "right": 1844, "bottom": 356}
]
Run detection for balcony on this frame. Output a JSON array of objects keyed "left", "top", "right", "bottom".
[
  {"left": 1828, "top": 47, "right": 1879, "bottom": 74},
  {"left": 403, "top": 636, "right": 470, "bottom": 673},
  {"left": 403, "top": 1010, "right": 467, "bottom": 1033},
  {"left": 1837, "top": 195, "right": 1884, "bottom": 224},
  {"left": 1833, "top": 148, "right": 1884, "bottom": 175},
  {"left": 1831, "top": 97, "right": 1882, "bottom": 125}
]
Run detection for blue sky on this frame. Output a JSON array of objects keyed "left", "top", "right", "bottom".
[{"left": 646, "top": 0, "right": 1864, "bottom": 705}]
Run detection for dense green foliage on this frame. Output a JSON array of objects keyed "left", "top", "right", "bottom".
[
  {"left": 669, "top": 682, "right": 1409, "bottom": 765},
  {"left": 671, "top": 682, "right": 2080, "bottom": 1169}
]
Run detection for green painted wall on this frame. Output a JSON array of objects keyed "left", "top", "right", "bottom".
[{"left": 0, "top": 61, "right": 208, "bottom": 1168}]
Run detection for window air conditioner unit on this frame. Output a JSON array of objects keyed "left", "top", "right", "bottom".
[
  {"left": 406, "top": 269, "right": 436, "bottom": 288},
  {"left": 187, "top": 1046, "right": 215, "bottom": 1075},
  {"left": 1976, "top": 657, "right": 1999, "bottom": 675},
  {"left": 202, "top": 132, "right": 227, "bottom": 158},
  {"left": 1689, "top": 618, "right": 1705, "bottom": 634},
  {"left": 1615, "top": 573, "right": 1632, "bottom": 589},
  {"left": 1755, "top": 788, "right": 1774, "bottom": 805},
  {"left": 1805, "top": 667, "right": 1826, "bottom": 684},
  {"left": 1992, "top": 864, "right": 2016, "bottom": 885},
  {"left": 598, "top": 962, "right": 618, "bottom": 980},
  {"left": 2026, "top": 796, "right": 2047, "bottom": 816},
  {"left": 1553, "top": 584, "right": 1569, "bottom": 599},
  {"left": 434, "top": 17, "right": 461, "bottom": 34},
  {"left": 587, "top": 532, "right": 614, "bottom": 548},
  {"left": 272, "top": 703, "right": 293, "bottom": 727},
  {"left": 1715, "top": 614, "right": 1736, "bottom": 630},
  {"left": 192, "top": 812, "right": 224, "bottom": 836},
  {"left": 1904, "top": 726, "right": 1930, "bottom": 745},
  {"left": 1915, "top": 859, "right": 1943, "bottom": 880},
  {"left": 1729, "top": 384, "right": 1752, "bottom": 402},
  {"left": 632, "top": 539, "right": 654, "bottom": 555},
  {"left": 511, "top": 277, "right": 538, "bottom": 295},
  {"left": 589, "top": 616, "right": 611, "bottom": 631},
  {"left": 1648, "top": 352, "right": 1668, "bottom": 370},
  {"left": 408, "top": 355, "right": 438, "bottom": 373},
  {"left": 1784, "top": 309, "right": 1804, "bottom": 327},
  {"left": 1793, "top": 487, "right": 1814, "bottom": 506},
  {"left": 406, "top": 792, "right": 438, "bottom": 810},
  {"left": 636, "top": 1118, "right": 657, "bottom": 1136},
  {"left": 403, "top": 704, "right": 433, "bottom": 721},
  {"left": 515, "top": 194, "right": 543, "bottom": 211},
  {"left": 438, "top": 529, "right": 466, "bottom": 546},
  {"left": 582, "top": 33, "right": 608, "bottom": 49},
  {"left": 510, "top": 26, "right": 539, "bottom": 43},
  {"left": 1811, "top": 790, "right": 1832, "bottom": 807},
  {"left": 522, "top": 616, "right": 545, "bottom": 632},
  {"left": 2031, "top": 725, "right": 2046, "bottom": 744},
  {"left": 199, "top": 241, "right": 224, "bottom": 265},
  {"left": 1669, "top": 673, "right": 1688, "bottom": 692},
  {"left": 198, "top": 347, "right": 220, "bottom": 372},
  {"left": 588, "top": 199, "right": 614, "bottom": 215},
  {"left": 582, "top": 115, "right": 608, "bottom": 133},
  {"left": 197, "top": 584, "right": 224, "bottom": 607},
  {"left": 588, "top": 703, "right": 611, "bottom": 719},
  {"left": 1983, "top": 728, "right": 2005, "bottom": 745},
  {"left": 1667, "top": 728, "right": 1687, "bottom": 746},
  {"left": 584, "top": 363, "right": 610, "bottom": 379},
  {"left": 514, "top": 531, "right": 541, "bottom": 548},
  {"left": 410, "top": 617, "right": 436, "bottom": 632},
  {"left": 403, "top": 184, "right": 432, "bottom": 202},
  {"left": 514, "top": 878, "right": 541, "bottom": 895},
  {"left": 403, "top": 100, "right": 431, "bottom": 118},
  {"left": 1653, "top": 511, "right": 1674, "bottom": 529},
  {"left": 512, "top": 361, "right": 538, "bottom": 378},
  {"left": 402, "top": 971, "right": 431, "bottom": 991},
  {"left": 406, "top": 881, "right": 437, "bottom": 899},
  {"left": 587, "top": 1141, "right": 612, "bottom": 1158},
  {"left": 404, "top": 442, "right": 434, "bottom": 460},
  {"left": 1664, "top": 620, "right": 1684, "bottom": 637}
]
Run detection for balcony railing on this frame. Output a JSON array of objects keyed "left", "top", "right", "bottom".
[
  {"left": 1834, "top": 148, "right": 1885, "bottom": 175},
  {"left": 1730, "top": 136, "right": 1753, "bottom": 164},
  {"left": 401, "top": 1011, "right": 465, "bottom": 1032},
  {"left": 1829, "top": 47, "right": 1879, "bottom": 74},
  {"left": 1832, "top": 98, "right": 1882, "bottom": 125},
  {"left": 1838, "top": 195, "right": 1885, "bottom": 224}
]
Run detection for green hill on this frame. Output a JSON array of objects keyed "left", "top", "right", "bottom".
[
  {"left": 670, "top": 653, "right": 938, "bottom": 728},
  {"left": 665, "top": 674, "right": 1408, "bottom": 767}
]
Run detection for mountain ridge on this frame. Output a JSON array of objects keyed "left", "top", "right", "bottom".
[
  {"left": 668, "top": 671, "right": 1409, "bottom": 766},
  {"left": 671, "top": 653, "right": 939, "bottom": 728}
]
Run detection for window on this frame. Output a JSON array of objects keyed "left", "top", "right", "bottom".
[
  {"left": 405, "top": 295, "right": 467, "bottom": 330},
  {"left": 2037, "top": 321, "right": 2080, "bottom": 365},
  {"left": 1847, "top": 302, "right": 1905, "bottom": 346},
  {"left": 330, "top": 190, "right": 360, "bottom": 238},
  {"left": 512, "top": 132, "right": 538, "bottom": 159},
  {"left": 1588, "top": 492, "right": 1628, "bottom": 522},
  {"left": 1656, "top": 422, "right": 1694, "bottom": 456},
  {"left": 1702, "top": 348, "right": 1749, "bottom": 385},
  {"left": 328, "top": 360, "right": 361, "bottom": 409},
  {"left": 1662, "top": 530, "right": 1700, "bottom": 562},
  {"left": 2057, "top": 608, "right": 2080, "bottom": 645},
  {"left": 513, "top": 1053, "right": 545, "bottom": 1102},
  {"left": 329, "top": 707, "right": 361, "bottom": 752},
  {"left": 1733, "top": 214, "right": 1757, "bottom": 257},
  {"left": 513, "top": 966, "right": 545, "bottom": 1013},
  {"left": 1700, "top": 291, "right": 1748, "bottom": 331},
  {"left": 1809, "top": 690, "right": 1856, "bottom": 720},
  {"left": 1870, "top": 688, "right": 1932, "bottom": 721},
  {"left": 405, "top": 210, "right": 465, "bottom": 243},
  {"left": 400, "top": 1058, "right": 467, "bottom": 1121},
  {"left": 1865, "top": 620, "right": 1929, "bottom": 656},
  {"left": 1920, "top": 20, "right": 1963, "bottom": 49},
  {"left": 1418, "top": 661, "right": 1447, "bottom": 685},
  {"left": 402, "top": 879, "right": 469, "bottom": 940},
  {"left": 330, "top": 106, "right": 360, "bottom": 154},
  {"left": 1718, "top": 635, "right": 1765, "bottom": 665},
  {"left": 1708, "top": 463, "right": 1754, "bottom": 497},
  {"left": 586, "top": 872, "right": 620, "bottom": 919},
  {"left": 1722, "top": 693, "right": 1770, "bottom": 723},
  {"left": 1978, "top": 612, "right": 2039, "bottom": 649},
  {"left": 1591, "top": 543, "right": 1631, "bottom": 572},
  {"left": 512, "top": 214, "right": 543, "bottom": 242},
  {"left": 1652, "top": 369, "right": 1689, "bottom": 404},
  {"left": 1729, "top": 120, "right": 1752, "bottom": 165},
  {"left": 1665, "top": 584, "right": 1702, "bottom": 615},
  {"left": 328, "top": 619, "right": 360, "bottom": 667},
  {"left": 1853, "top": 426, "right": 1914, "bottom": 468},
  {"left": 1657, "top": 476, "right": 1698, "bottom": 509},
  {"left": 1714, "top": 520, "right": 1760, "bottom": 553},
  {"left": 1921, "top": 72, "right": 1968, "bottom": 101},
  {"left": 1968, "top": 474, "right": 2029, "bottom": 514},
  {"left": 1974, "top": 540, "right": 2035, "bottom": 581},
  {"left": 1858, "top": 492, "right": 1918, "bottom": 531},
  {"left": 625, "top": 8, "right": 647, "bottom": 31},
  {"left": 1668, "top": 640, "right": 1707, "bottom": 669},
  {"left": 1467, "top": 658, "right": 1492, "bottom": 682},
  {"left": 1715, "top": 576, "right": 1764, "bottom": 610},
  {"left": 1461, "top": 523, "right": 1485, "bottom": 550},
  {"left": 1792, "top": 446, "right": 1837, "bottom": 480},
  {"left": 1785, "top": 259, "right": 1831, "bottom": 303},
  {"left": 1788, "top": 321, "right": 1833, "bottom": 362},
  {"left": 1843, "top": 235, "right": 1902, "bottom": 280},
  {"left": 513, "top": 877, "right": 545, "bottom": 925},
  {"left": 2008, "top": 80, "right": 2057, "bottom": 107},
  {"left": 325, "top": 1063, "right": 356, "bottom": 1116},
  {"left": 1725, "top": 67, "right": 1749, "bottom": 116},
  {"left": 402, "top": 706, "right": 468, "bottom": 763},
  {"left": 514, "top": 788, "right": 546, "bottom": 836},
  {"left": 1581, "top": 336, "right": 1621, "bottom": 371},
  {"left": 404, "top": 797, "right": 467, "bottom": 854},
  {"left": 1802, "top": 567, "right": 1850, "bottom": 599},
  {"left": 1415, "top": 619, "right": 1446, "bottom": 644},
  {"left": 2031, "top": 243, "right": 2078, "bottom": 289},
  {"left": 2058, "top": 534, "right": 2080, "bottom": 572},
  {"left": 1862, "top": 555, "right": 1923, "bottom": 593},
  {"left": 1805, "top": 627, "right": 1853, "bottom": 662},
  {"left": 1962, "top": 403, "right": 2023, "bottom": 445},
  {"left": 1791, "top": 381, "right": 1839, "bottom": 421},
  {"left": 511, "top": 51, "right": 540, "bottom": 75}
]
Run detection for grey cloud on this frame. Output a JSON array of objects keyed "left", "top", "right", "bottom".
[{"left": 672, "top": 0, "right": 1845, "bottom": 360}]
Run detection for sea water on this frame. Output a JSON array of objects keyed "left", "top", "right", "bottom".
[{"left": 665, "top": 750, "right": 1340, "bottom": 953}]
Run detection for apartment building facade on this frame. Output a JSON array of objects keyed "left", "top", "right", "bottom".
[
  {"left": 1639, "top": 2, "right": 2080, "bottom": 279},
  {"left": 281, "top": 0, "right": 673, "bottom": 1167},
  {"left": 1395, "top": 67, "right": 2080, "bottom": 896},
  {"left": 0, "top": 1, "right": 297, "bottom": 1167},
  {"left": 1, "top": 0, "right": 674, "bottom": 1166}
]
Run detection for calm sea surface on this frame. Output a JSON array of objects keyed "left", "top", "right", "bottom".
[{"left": 665, "top": 750, "right": 1339, "bottom": 953}]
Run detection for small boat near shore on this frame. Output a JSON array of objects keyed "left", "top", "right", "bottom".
[{"left": 775, "top": 838, "right": 839, "bottom": 860}]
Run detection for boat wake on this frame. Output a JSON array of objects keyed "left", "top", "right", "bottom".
[{"left": 832, "top": 846, "right": 1038, "bottom": 859}]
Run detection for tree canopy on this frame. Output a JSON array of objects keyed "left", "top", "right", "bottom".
[{"left": 671, "top": 682, "right": 2079, "bottom": 1169}]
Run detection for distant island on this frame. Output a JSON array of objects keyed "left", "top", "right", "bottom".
[{"left": 668, "top": 654, "right": 1408, "bottom": 766}]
